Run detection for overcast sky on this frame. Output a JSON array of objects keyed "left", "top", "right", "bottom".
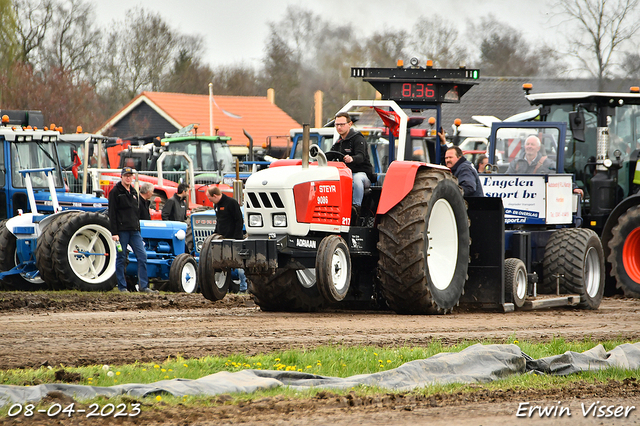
[{"left": 93, "top": 0, "right": 559, "bottom": 68}]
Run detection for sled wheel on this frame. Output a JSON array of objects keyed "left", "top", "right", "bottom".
[
  {"left": 377, "top": 168, "right": 469, "bottom": 314},
  {"left": 505, "top": 258, "right": 527, "bottom": 308},
  {"left": 544, "top": 228, "right": 605, "bottom": 309},
  {"left": 316, "top": 235, "right": 351, "bottom": 303},
  {"left": 169, "top": 253, "right": 198, "bottom": 293},
  {"left": 51, "top": 212, "right": 117, "bottom": 291},
  {"left": 608, "top": 206, "right": 640, "bottom": 297}
]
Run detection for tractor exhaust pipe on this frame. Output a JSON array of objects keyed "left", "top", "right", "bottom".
[
  {"left": 302, "top": 123, "right": 310, "bottom": 169},
  {"left": 243, "top": 129, "right": 253, "bottom": 162}
]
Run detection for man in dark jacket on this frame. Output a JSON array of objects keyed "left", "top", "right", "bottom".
[
  {"left": 162, "top": 183, "right": 189, "bottom": 221},
  {"left": 506, "top": 135, "right": 556, "bottom": 174},
  {"left": 444, "top": 146, "right": 484, "bottom": 197},
  {"left": 108, "top": 167, "right": 155, "bottom": 293},
  {"left": 330, "top": 112, "right": 374, "bottom": 215},
  {"left": 138, "top": 182, "right": 153, "bottom": 221},
  {"left": 207, "top": 186, "right": 246, "bottom": 292}
]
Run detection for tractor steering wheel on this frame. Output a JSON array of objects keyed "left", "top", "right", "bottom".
[{"left": 325, "top": 151, "right": 345, "bottom": 162}]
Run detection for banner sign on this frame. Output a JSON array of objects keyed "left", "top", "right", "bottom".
[{"left": 480, "top": 174, "right": 573, "bottom": 225}]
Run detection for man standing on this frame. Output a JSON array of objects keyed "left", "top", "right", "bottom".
[
  {"left": 506, "top": 136, "right": 556, "bottom": 174},
  {"left": 108, "top": 167, "right": 156, "bottom": 293},
  {"left": 139, "top": 182, "right": 154, "bottom": 221},
  {"left": 330, "top": 112, "right": 374, "bottom": 218},
  {"left": 444, "top": 146, "right": 484, "bottom": 197},
  {"left": 207, "top": 186, "right": 246, "bottom": 293},
  {"left": 162, "top": 183, "right": 189, "bottom": 221}
]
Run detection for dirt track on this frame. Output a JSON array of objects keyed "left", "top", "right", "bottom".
[{"left": 2, "top": 292, "right": 640, "bottom": 425}]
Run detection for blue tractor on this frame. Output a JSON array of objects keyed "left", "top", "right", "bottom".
[{"left": 0, "top": 112, "right": 114, "bottom": 291}]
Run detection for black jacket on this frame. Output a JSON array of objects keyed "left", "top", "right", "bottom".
[
  {"left": 139, "top": 197, "right": 151, "bottom": 221},
  {"left": 162, "top": 193, "right": 187, "bottom": 221},
  {"left": 330, "top": 129, "right": 374, "bottom": 180},
  {"left": 506, "top": 152, "right": 556, "bottom": 174},
  {"left": 450, "top": 156, "right": 484, "bottom": 197},
  {"left": 108, "top": 181, "right": 141, "bottom": 235},
  {"left": 215, "top": 194, "right": 244, "bottom": 239}
]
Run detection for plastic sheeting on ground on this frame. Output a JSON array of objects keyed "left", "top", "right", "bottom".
[{"left": 1, "top": 342, "right": 639, "bottom": 408}]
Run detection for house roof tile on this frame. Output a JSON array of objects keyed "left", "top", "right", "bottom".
[{"left": 96, "top": 91, "right": 300, "bottom": 148}]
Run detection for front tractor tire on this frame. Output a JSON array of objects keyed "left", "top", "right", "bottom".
[
  {"left": 51, "top": 212, "right": 117, "bottom": 291},
  {"left": 316, "top": 235, "right": 351, "bottom": 303},
  {"left": 199, "top": 234, "right": 231, "bottom": 301},
  {"left": 169, "top": 253, "right": 198, "bottom": 293},
  {"left": 543, "top": 228, "right": 605, "bottom": 309},
  {"left": 377, "top": 168, "right": 470, "bottom": 314},
  {"left": 608, "top": 205, "right": 640, "bottom": 298}
]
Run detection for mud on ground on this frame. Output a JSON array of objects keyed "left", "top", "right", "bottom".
[{"left": 2, "top": 292, "right": 640, "bottom": 425}]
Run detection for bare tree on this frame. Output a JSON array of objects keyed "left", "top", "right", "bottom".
[
  {"left": 469, "top": 15, "right": 561, "bottom": 77},
  {"left": 100, "top": 8, "right": 180, "bottom": 102},
  {"left": 45, "top": 0, "right": 102, "bottom": 83},
  {"left": 363, "top": 30, "right": 408, "bottom": 67},
  {"left": 556, "top": 0, "right": 640, "bottom": 88},
  {"left": 621, "top": 52, "right": 640, "bottom": 78},
  {"left": 12, "top": 0, "right": 54, "bottom": 65},
  {"left": 409, "top": 15, "right": 468, "bottom": 67}
]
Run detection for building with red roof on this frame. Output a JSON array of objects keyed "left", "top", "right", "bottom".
[{"left": 94, "top": 91, "right": 300, "bottom": 150}]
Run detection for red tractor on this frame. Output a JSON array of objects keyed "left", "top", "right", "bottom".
[
  {"left": 198, "top": 64, "right": 480, "bottom": 313},
  {"left": 199, "top": 62, "right": 604, "bottom": 313}
]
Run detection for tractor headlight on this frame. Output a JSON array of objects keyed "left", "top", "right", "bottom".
[
  {"left": 272, "top": 214, "right": 287, "bottom": 227},
  {"left": 175, "top": 229, "right": 186, "bottom": 240},
  {"left": 248, "top": 213, "right": 263, "bottom": 227}
]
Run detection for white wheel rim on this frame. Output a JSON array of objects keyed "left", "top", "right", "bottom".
[
  {"left": 515, "top": 267, "right": 527, "bottom": 300},
  {"left": 426, "top": 198, "right": 458, "bottom": 291},
  {"left": 181, "top": 262, "right": 197, "bottom": 293},
  {"left": 66, "top": 223, "right": 117, "bottom": 284},
  {"left": 331, "top": 246, "right": 349, "bottom": 292},
  {"left": 215, "top": 271, "right": 228, "bottom": 289},
  {"left": 297, "top": 268, "right": 316, "bottom": 288},
  {"left": 584, "top": 246, "right": 601, "bottom": 297}
]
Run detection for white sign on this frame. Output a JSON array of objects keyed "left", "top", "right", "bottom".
[
  {"left": 546, "top": 175, "right": 573, "bottom": 225},
  {"left": 480, "top": 174, "right": 573, "bottom": 225}
]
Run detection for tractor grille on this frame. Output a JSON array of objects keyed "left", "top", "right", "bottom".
[
  {"left": 246, "top": 191, "right": 284, "bottom": 209},
  {"left": 192, "top": 215, "right": 217, "bottom": 253}
]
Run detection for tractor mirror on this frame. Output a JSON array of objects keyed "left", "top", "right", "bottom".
[{"left": 569, "top": 111, "right": 585, "bottom": 142}]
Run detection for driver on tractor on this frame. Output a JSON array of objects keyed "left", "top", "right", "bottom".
[{"left": 330, "top": 112, "right": 374, "bottom": 220}]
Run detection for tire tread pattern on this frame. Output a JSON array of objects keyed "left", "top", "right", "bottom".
[{"left": 542, "top": 228, "right": 604, "bottom": 309}]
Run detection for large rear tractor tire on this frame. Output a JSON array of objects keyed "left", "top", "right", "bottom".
[
  {"left": 35, "top": 212, "right": 78, "bottom": 290},
  {"left": 51, "top": 212, "right": 117, "bottom": 291},
  {"left": 377, "top": 168, "right": 470, "bottom": 314},
  {"left": 169, "top": 253, "right": 198, "bottom": 293},
  {"left": 607, "top": 205, "right": 640, "bottom": 298},
  {"left": 247, "top": 268, "right": 324, "bottom": 312},
  {"left": 505, "top": 258, "right": 527, "bottom": 308},
  {"left": 199, "top": 234, "right": 230, "bottom": 301},
  {"left": 543, "top": 228, "right": 604, "bottom": 309},
  {"left": 316, "top": 235, "right": 351, "bottom": 303},
  {"left": 0, "top": 220, "right": 46, "bottom": 290}
]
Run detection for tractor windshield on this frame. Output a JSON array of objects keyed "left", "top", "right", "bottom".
[
  {"left": 11, "top": 141, "right": 63, "bottom": 188},
  {"left": 551, "top": 103, "right": 640, "bottom": 199},
  {"left": 491, "top": 126, "right": 562, "bottom": 175}
]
